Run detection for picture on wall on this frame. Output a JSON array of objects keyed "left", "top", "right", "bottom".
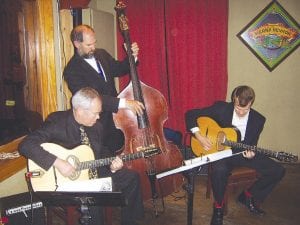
[{"left": 237, "top": 0, "right": 299, "bottom": 71}]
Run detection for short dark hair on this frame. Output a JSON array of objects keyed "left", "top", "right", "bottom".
[
  {"left": 231, "top": 85, "right": 255, "bottom": 107},
  {"left": 70, "top": 24, "right": 95, "bottom": 43}
]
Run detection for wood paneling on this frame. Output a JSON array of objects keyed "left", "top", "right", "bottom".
[
  {"left": 1, "top": 0, "right": 58, "bottom": 181},
  {"left": 22, "top": 0, "right": 57, "bottom": 118},
  {"left": 23, "top": 0, "right": 40, "bottom": 113},
  {"left": 0, "top": 0, "right": 24, "bottom": 120},
  {"left": 0, "top": 136, "right": 26, "bottom": 182},
  {"left": 35, "top": 0, "right": 57, "bottom": 118},
  {"left": 59, "top": 9, "right": 74, "bottom": 109}
]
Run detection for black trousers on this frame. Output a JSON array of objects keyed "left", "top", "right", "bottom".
[
  {"left": 211, "top": 153, "right": 285, "bottom": 204},
  {"left": 90, "top": 168, "right": 144, "bottom": 225}
]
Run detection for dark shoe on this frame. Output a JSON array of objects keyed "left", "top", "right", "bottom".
[
  {"left": 210, "top": 206, "right": 224, "bottom": 225},
  {"left": 238, "top": 192, "right": 266, "bottom": 216}
]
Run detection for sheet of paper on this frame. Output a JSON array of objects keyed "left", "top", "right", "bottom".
[
  {"left": 184, "top": 149, "right": 233, "bottom": 165},
  {"left": 156, "top": 149, "right": 233, "bottom": 179},
  {"left": 56, "top": 177, "right": 112, "bottom": 192}
]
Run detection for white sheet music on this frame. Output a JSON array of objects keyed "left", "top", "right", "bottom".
[
  {"left": 184, "top": 149, "right": 233, "bottom": 165},
  {"left": 156, "top": 150, "right": 233, "bottom": 179},
  {"left": 56, "top": 177, "right": 112, "bottom": 192}
]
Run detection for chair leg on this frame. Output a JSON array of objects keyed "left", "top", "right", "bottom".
[
  {"left": 223, "top": 191, "right": 229, "bottom": 215},
  {"left": 46, "top": 206, "right": 79, "bottom": 225},
  {"left": 46, "top": 207, "right": 53, "bottom": 225},
  {"left": 66, "top": 206, "right": 78, "bottom": 225},
  {"left": 104, "top": 207, "right": 113, "bottom": 225},
  {"left": 183, "top": 132, "right": 192, "bottom": 159},
  {"left": 206, "top": 164, "right": 212, "bottom": 199}
]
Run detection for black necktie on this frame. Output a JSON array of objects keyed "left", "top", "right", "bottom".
[
  {"left": 79, "top": 126, "right": 98, "bottom": 179},
  {"left": 80, "top": 125, "right": 90, "bottom": 146}
]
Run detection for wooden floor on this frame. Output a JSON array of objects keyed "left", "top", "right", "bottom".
[{"left": 52, "top": 163, "right": 300, "bottom": 225}]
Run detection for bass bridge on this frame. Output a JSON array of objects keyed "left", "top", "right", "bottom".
[{"left": 137, "top": 144, "right": 161, "bottom": 158}]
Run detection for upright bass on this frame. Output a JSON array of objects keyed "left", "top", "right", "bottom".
[{"left": 113, "top": 2, "right": 184, "bottom": 208}]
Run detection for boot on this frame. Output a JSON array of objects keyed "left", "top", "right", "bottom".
[
  {"left": 210, "top": 205, "right": 224, "bottom": 225},
  {"left": 238, "top": 191, "right": 266, "bottom": 216}
]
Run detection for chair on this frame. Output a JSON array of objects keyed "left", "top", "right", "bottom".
[
  {"left": 183, "top": 132, "right": 195, "bottom": 160},
  {"left": 206, "top": 165, "right": 258, "bottom": 215},
  {"left": 46, "top": 206, "right": 112, "bottom": 225}
]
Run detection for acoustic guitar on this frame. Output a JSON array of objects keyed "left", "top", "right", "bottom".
[
  {"left": 28, "top": 143, "right": 160, "bottom": 191},
  {"left": 190, "top": 117, "right": 298, "bottom": 163}
]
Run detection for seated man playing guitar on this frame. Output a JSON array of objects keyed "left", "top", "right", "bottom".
[
  {"left": 19, "top": 87, "right": 144, "bottom": 225},
  {"left": 185, "top": 85, "right": 285, "bottom": 225}
]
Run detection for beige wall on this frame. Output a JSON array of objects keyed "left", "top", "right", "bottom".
[
  {"left": 0, "top": 168, "right": 27, "bottom": 198},
  {"left": 83, "top": 8, "right": 115, "bottom": 56},
  {"left": 228, "top": 0, "right": 299, "bottom": 155}
]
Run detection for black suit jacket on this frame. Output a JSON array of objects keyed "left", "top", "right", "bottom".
[
  {"left": 64, "top": 49, "right": 130, "bottom": 112},
  {"left": 63, "top": 49, "right": 130, "bottom": 152},
  {"left": 185, "top": 101, "right": 266, "bottom": 147},
  {"left": 19, "top": 110, "right": 112, "bottom": 171}
]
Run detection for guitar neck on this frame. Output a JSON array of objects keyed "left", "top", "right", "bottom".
[
  {"left": 224, "top": 140, "right": 279, "bottom": 159},
  {"left": 78, "top": 151, "right": 144, "bottom": 171}
]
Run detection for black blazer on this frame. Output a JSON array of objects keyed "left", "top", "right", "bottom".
[
  {"left": 63, "top": 49, "right": 131, "bottom": 152},
  {"left": 19, "top": 110, "right": 111, "bottom": 171},
  {"left": 185, "top": 101, "right": 266, "bottom": 147},
  {"left": 64, "top": 49, "right": 131, "bottom": 112}
]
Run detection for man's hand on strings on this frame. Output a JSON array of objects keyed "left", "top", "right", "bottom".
[
  {"left": 53, "top": 158, "right": 76, "bottom": 177},
  {"left": 195, "top": 131, "right": 212, "bottom": 151},
  {"left": 110, "top": 156, "right": 123, "bottom": 173},
  {"left": 242, "top": 150, "right": 255, "bottom": 159},
  {"left": 125, "top": 99, "right": 145, "bottom": 116}
]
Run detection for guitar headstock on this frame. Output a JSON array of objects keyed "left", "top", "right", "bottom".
[{"left": 276, "top": 152, "right": 298, "bottom": 163}]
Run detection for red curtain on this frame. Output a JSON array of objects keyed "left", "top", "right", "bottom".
[{"left": 117, "top": 0, "right": 228, "bottom": 134}]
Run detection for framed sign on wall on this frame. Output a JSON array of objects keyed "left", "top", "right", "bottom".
[{"left": 237, "top": 0, "right": 299, "bottom": 71}]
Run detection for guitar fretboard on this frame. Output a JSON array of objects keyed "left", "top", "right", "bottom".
[
  {"left": 223, "top": 140, "right": 297, "bottom": 163},
  {"left": 78, "top": 151, "right": 145, "bottom": 170},
  {"left": 224, "top": 140, "right": 278, "bottom": 157}
]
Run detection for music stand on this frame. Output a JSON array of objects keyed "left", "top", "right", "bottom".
[
  {"left": 35, "top": 191, "right": 127, "bottom": 225},
  {"left": 156, "top": 149, "right": 233, "bottom": 225}
]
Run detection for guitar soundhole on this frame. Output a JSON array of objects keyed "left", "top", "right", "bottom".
[{"left": 66, "top": 155, "right": 80, "bottom": 180}]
